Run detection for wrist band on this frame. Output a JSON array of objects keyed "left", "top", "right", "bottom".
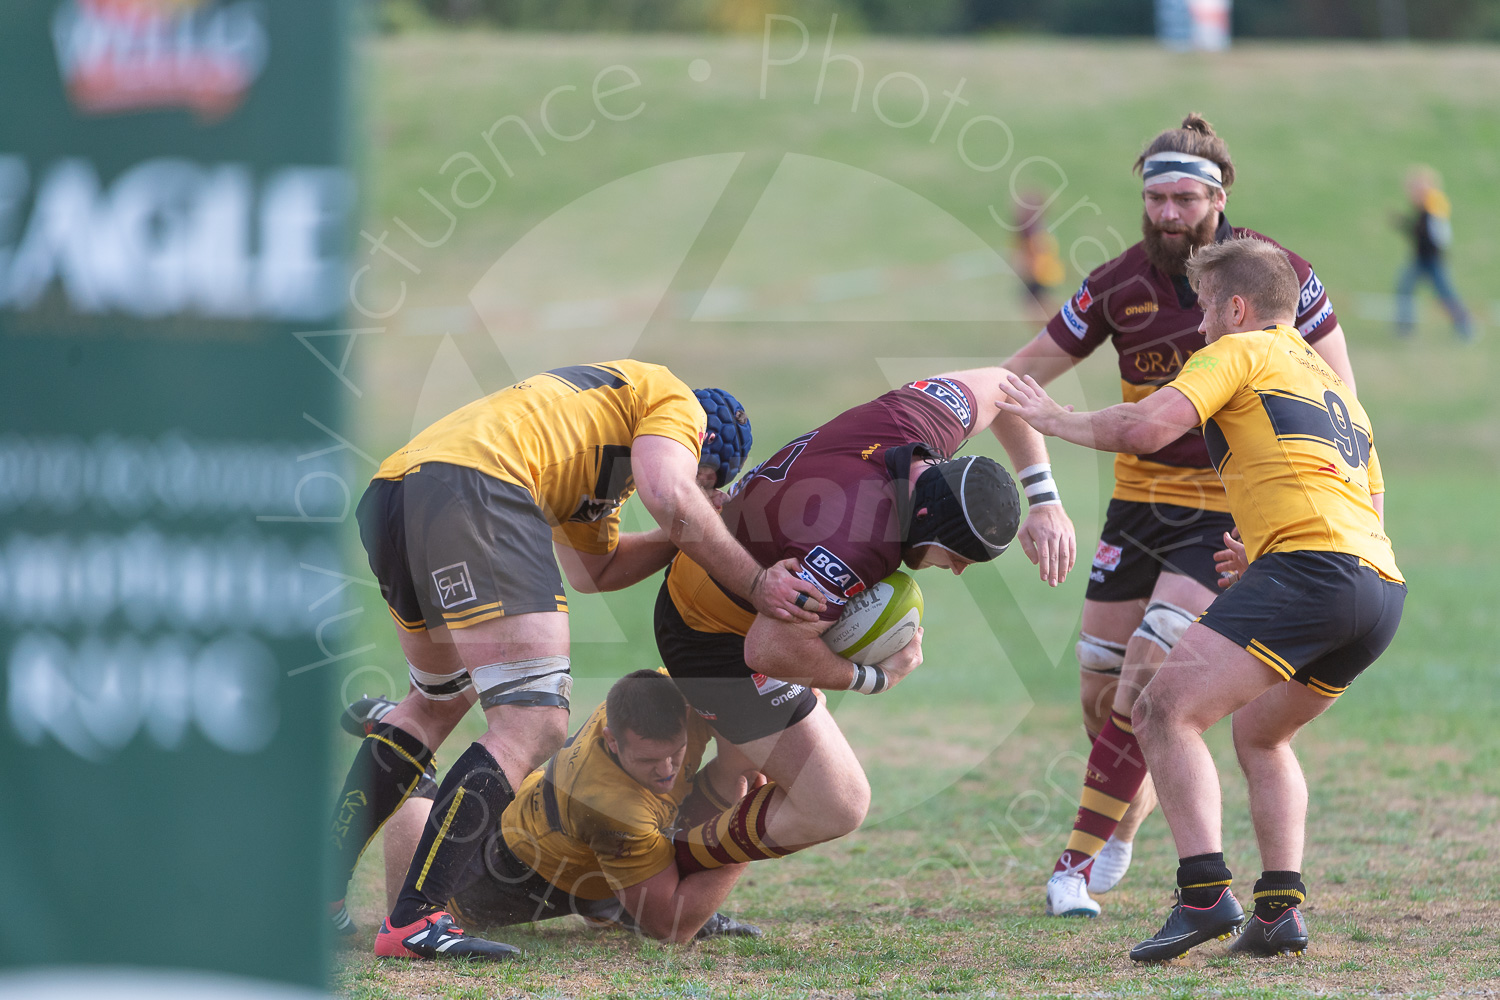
[
  {"left": 849, "top": 663, "right": 888, "bottom": 695},
  {"left": 1017, "top": 462, "right": 1061, "bottom": 507}
]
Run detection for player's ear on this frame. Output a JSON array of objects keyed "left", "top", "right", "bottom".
[{"left": 603, "top": 725, "right": 619, "bottom": 755}]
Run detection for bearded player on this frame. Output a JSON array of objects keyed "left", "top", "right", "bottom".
[
  {"left": 651, "top": 368, "right": 1076, "bottom": 881},
  {"left": 997, "top": 115, "right": 1360, "bottom": 918}
]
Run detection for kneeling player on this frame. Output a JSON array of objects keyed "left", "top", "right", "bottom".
[{"left": 354, "top": 671, "right": 763, "bottom": 950}]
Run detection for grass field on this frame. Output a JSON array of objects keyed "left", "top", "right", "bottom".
[{"left": 330, "top": 27, "right": 1499, "bottom": 999}]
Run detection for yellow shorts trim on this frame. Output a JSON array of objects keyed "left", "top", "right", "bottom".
[{"left": 1246, "top": 639, "right": 1294, "bottom": 681}]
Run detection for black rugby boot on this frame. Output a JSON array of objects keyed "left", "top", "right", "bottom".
[{"left": 1129, "top": 887, "right": 1245, "bottom": 962}]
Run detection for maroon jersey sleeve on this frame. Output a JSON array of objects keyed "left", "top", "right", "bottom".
[
  {"left": 1044, "top": 268, "right": 1112, "bottom": 359},
  {"left": 1235, "top": 228, "right": 1338, "bottom": 344}
]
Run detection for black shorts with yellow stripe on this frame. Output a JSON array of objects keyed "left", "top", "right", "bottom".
[
  {"left": 1197, "top": 550, "right": 1405, "bottom": 698},
  {"left": 356, "top": 462, "right": 568, "bottom": 632}
]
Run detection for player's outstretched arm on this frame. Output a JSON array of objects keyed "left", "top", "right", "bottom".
[
  {"left": 631, "top": 434, "right": 824, "bottom": 622},
  {"left": 996, "top": 372, "right": 1200, "bottom": 455},
  {"left": 933, "top": 366, "right": 1077, "bottom": 587}
]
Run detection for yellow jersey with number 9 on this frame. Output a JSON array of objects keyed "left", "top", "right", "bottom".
[
  {"left": 373, "top": 361, "right": 705, "bottom": 554},
  {"left": 1166, "top": 326, "right": 1401, "bottom": 582}
]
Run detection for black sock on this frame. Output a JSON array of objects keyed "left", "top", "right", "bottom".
[
  {"left": 328, "top": 724, "right": 432, "bottom": 901},
  {"left": 1253, "top": 870, "right": 1305, "bottom": 919},
  {"left": 389, "top": 742, "right": 515, "bottom": 927},
  {"left": 1176, "top": 852, "right": 1232, "bottom": 908}
]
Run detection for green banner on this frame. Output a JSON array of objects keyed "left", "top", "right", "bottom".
[{"left": 0, "top": 0, "right": 352, "bottom": 992}]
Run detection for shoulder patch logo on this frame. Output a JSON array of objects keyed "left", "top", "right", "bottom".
[
  {"left": 1075, "top": 280, "right": 1094, "bottom": 312},
  {"left": 802, "top": 546, "right": 866, "bottom": 599},
  {"left": 1060, "top": 298, "right": 1088, "bottom": 338},
  {"left": 906, "top": 379, "right": 972, "bottom": 427},
  {"left": 1180, "top": 354, "right": 1219, "bottom": 376}
]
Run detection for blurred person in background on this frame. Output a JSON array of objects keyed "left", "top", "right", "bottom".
[{"left": 1394, "top": 165, "right": 1473, "bottom": 341}]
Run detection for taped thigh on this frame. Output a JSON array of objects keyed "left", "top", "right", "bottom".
[
  {"left": 409, "top": 661, "right": 474, "bottom": 701},
  {"left": 472, "top": 656, "right": 572, "bottom": 710},
  {"left": 1131, "top": 601, "right": 1195, "bottom": 655},
  {"left": 1076, "top": 632, "right": 1127, "bottom": 676}
]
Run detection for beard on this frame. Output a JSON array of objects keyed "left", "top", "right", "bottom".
[{"left": 1141, "top": 209, "right": 1219, "bottom": 276}]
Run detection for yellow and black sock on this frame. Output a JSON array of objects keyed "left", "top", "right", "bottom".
[
  {"left": 390, "top": 742, "right": 514, "bottom": 927},
  {"left": 328, "top": 723, "right": 432, "bottom": 902},
  {"left": 1252, "top": 870, "right": 1305, "bottom": 919},
  {"left": 1177, "top": 852, "right": 1232, "bottom": 908}
]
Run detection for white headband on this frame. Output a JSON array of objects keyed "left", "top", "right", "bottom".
[{"left": 1142, "top": 151, "right": 1224, "bottom": 190}]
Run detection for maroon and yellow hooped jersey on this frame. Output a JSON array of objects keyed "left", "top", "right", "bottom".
[
  {"left": 372, "top": 361, "right": 705, "bottom": 554},
  {"left": 1044, "top": 220, "right": 1338, "bottom": 511},
  {"left": 1167, "top": 325, "right": 1400, "bottom": 582}
]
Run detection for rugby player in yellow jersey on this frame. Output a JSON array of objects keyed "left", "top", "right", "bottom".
[
  {"left": 1001, "top": 115, "right": 1359, "bottom": 918},
  {"left": 323, "top": 360, "right": 824, "bottom": 960},
  {"left": 370, "top": 671, "right": 764, "bottom": 943},
  {"left": 999, "top": 238, "right": 1405, "bottom": 962}
]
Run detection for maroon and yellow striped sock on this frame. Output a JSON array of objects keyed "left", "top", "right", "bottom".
[
  {"left": 1054, "top": 711, "right": 1148, "bottom": 875},
  {"left": 674, "top": 782, "right": 788, "bottom": 875}
]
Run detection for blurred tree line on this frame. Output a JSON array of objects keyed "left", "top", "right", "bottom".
[{"left": 378, "top": 0, "right": 1500, "bottom": 38}]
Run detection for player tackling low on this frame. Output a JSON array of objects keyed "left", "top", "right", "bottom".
[{"left": 999, "top": 237, "right": 1405, "bottom": 960}]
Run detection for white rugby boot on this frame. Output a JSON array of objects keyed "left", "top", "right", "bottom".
[
  {"left": 1087, "top": 835, "right": 1134, "bottom": 894},
  {"left": 1045, "top": 868, "right": 1101, "bottom": 918}
]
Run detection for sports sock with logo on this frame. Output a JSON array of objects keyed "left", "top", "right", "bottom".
[
  {"left": 328, "top": 723, "right": 433, "bottom": 902},
  {"left": 389, "top": 742, "right": 514, "bottom": 928},
  {"left": 1054, "top": 710, "right": 1148, "bottom": 876},
  {"left": 674, "top": 782, "right": 788, "bottom": 875},
  {"left": 1252, "top": 870, "right": 1305, "bottom": 919},
  {"left": 1176, "top": 852, "right": 1233, "bottom": 908}
]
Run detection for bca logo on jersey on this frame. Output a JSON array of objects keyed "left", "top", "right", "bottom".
[
  {"left": 907, "top": 379, "right": 971, "bottom": 426},
  {"left": 803, "top": 545, "right": 866, "bottom": 598},
  {"left": 1298, "top": 271, "right": 1325, "bottom": 314}
]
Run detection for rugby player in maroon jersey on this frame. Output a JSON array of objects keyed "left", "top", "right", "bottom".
[
  {"left": 653, "top": 368, "right": 1076, "bottom": 873},
  {"left": 998, "top": 115, "right": 1361, "bottom": 918}
]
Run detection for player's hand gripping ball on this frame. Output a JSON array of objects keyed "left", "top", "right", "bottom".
[{"left": 822, "top": 572, "right": 924, "bottom": 665}]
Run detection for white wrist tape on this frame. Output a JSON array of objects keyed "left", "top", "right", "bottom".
[
  {"left": 848, "top": 663, "right": 888, "bottom": 695},
  {"left": 1018, "top": 463, "right": 1061, "bottom": 507}
]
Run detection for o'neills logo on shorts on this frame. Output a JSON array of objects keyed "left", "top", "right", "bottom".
[{"left": 52, "top": 0, "right": 269, "bottom": 121}]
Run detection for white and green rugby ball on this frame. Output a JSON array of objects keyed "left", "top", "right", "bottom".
[{"left": 822, "top": 571, "right": 924, "bottom": 665}]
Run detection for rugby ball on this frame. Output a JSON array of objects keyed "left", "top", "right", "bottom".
[{"left": 822, "top": 572, "right": 924, "bottom": 666}]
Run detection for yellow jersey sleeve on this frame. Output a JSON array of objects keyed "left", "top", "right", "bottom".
[
  {"left": 632, "top": 366, "right": 707, "bottom": 458},
  {"left": 574, "top": 801, "right": 675, "bottom": 892},
  {"left": 1367, "top": 444, "right": 1385, "bottom": 496},
  {"left": 1167, "top": 336, "right": 1261, "bottom": 427},
  {"left": 552, "top": 514, "right": 620, "bottom": 555}
]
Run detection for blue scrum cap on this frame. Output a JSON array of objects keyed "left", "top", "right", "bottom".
[{"left": 693, "top": 388, "right": 752, "bottom": 489}]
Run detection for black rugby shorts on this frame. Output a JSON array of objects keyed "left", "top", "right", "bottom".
[
  {"left": 357, "top": 463, "right": 568, "bottom": 632},
  {"left": 1196, "top": 550, "right": 1405, "bottom": 697},
  {"left": 1085, "top": 498, "right": 1238, "bottom": 603},
  {"left": 653, "top": 580, "right": 818, "bottom": 745}
]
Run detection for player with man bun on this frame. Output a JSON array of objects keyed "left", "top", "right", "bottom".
[
  {"left": 324, "top": 360, "right": 825, "bottom": 961},
  {"left": 998, "top": 115, "right": 1361, "bottom": 919}
]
